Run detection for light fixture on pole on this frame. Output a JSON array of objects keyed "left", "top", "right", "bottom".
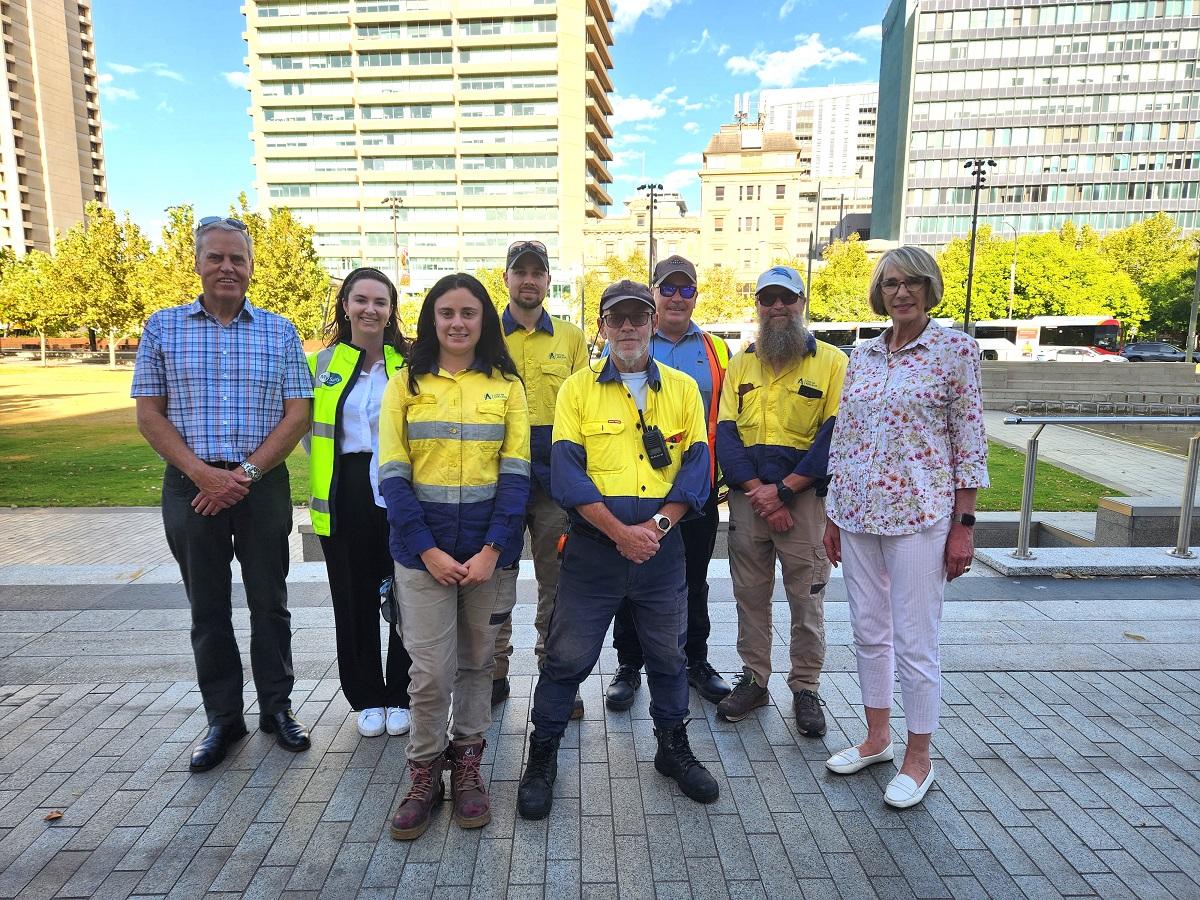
[
  {"left": 637, "top": 182, "right": 663, "bottom": 282},
  {"left": 962, "top": 158, "right": 996, "bottom": 336},
  {"left": 1000, "top": 219, "right": 1018, "bottom": 321},
  {"left": 381, "top": 195, "right": 404, "bottom": 289}
]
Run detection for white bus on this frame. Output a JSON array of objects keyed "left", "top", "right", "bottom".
[{"left": 971, "top": 316, "right": 1123, "bottom": 361}]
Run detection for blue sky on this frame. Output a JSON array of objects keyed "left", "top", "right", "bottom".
[{"left": 93, "top": 0, "right": 887, "bottom": 238}]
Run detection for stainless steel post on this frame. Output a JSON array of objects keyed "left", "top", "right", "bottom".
[
  {"left": 1169, "top": 431, "right": 1200, "bottom": 559},
  {"left": 1012, "top": 425, "right": 1044, "bottom": 559}
]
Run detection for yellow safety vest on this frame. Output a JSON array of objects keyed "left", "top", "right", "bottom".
[{"left": 306, "top": 342, "right": 404, "bottom": 536}]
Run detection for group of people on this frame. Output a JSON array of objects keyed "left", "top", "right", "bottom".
[{"left": 131, "top": 216, "right": 988, "bottom": 842}]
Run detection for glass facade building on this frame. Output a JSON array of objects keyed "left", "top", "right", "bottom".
[{"left": 872, "top": 0, "right": 1200, "bottom": 247}]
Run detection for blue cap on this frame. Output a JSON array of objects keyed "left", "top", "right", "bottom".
[{"left": 755, "top": 265, "right": 806, "bottom": 297}]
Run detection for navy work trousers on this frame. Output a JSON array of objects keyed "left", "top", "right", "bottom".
[{"left": 531, "top": 525, "right": 690, "bottom": 740}]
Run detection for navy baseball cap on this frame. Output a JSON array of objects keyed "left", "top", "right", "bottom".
[{"left": 600, "top": 279, "right": 655, "bottom": 313}]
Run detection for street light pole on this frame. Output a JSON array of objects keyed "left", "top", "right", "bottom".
[
  {"left": 1000, "top": 220, "right": 1018, "bottom": 320},
  {"left": 1187, "top": 235, "right": 1200, "bottom": 364},
  {"left": 963, "top": 158, "right": 997, "bottom": 336},
  {"left": 638, "top": 182, "right": 662, "bottom": 282},
  {"left": 382, "top": 195, "right": 404, "bottom": 289}
]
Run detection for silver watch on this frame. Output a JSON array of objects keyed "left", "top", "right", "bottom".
[
  {"left": 653, "top": 514, "right": 673, "bottom": 534},
  {"left": 239, "top": 461, "right": 263, "bottom": 483}
]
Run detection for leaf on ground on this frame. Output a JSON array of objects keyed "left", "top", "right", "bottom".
[
  {"left": 1123, "top": 632, "right": 1147, "bottom": 641},
  {"left": 1051, "top": 572, "right": 1073, "bottom": 579},
  {"left": 43, "top": 811, "right": 63, "bottom": 821}
]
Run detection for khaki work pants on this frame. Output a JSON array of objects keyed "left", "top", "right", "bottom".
[
  {"left": 727, "top": 488, "right": 830, "bottom": 694},
  {"left": 492, "top": 482, "right": 567, "bottom": 678},
  {"left": 394, "top": 563, "right": 517, "bottom": 764}
]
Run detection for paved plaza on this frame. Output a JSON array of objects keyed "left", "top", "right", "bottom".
[{"left": 0, "top": 509, "right": 1198, "bottom": 899}]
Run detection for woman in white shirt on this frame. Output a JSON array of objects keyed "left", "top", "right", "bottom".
[{"left": 307, "top": 267, "right": 413, "bottom": 738}]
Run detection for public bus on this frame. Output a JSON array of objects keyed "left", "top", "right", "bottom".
[{"left": 971, "top": 316, "right": 1123, "bottom": 360}]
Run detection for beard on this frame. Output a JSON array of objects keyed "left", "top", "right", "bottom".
[
  {"left": 509, "top": 291, "right": 544, "bottom": 310},
  {"left": 757, "top": 313, "right": 811, "bottom": 369},
  {"left": 610, "top": 335, "right": 650, "bottom": 367}
]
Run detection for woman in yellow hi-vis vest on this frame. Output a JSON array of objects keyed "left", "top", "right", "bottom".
[{"left": 306, "top": 267, "right": 413, "bottom": 740}]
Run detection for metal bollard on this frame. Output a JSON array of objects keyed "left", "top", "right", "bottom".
[
  {"left": 1012, "top": 425, "right": 1044, "bottom": 560},
  {"left": 1169, "top": 431, "right": 1200, "bottom": 559}
]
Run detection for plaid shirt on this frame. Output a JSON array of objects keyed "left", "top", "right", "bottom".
[{"left": 131, "top": 298, "right": 313, "bottom": 462}]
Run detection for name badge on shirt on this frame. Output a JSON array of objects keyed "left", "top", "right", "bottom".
[{"left": 318, "top": 372, "right": 343, "bottom": 387}]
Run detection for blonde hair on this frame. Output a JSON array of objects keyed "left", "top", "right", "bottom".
[{"left": 869, "top": 246, "right": 943, "bottom": 317}]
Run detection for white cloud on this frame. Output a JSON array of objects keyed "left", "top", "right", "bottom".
[
  {"left": 779, "top": 0, "right": 799, "bottom": 18},
  {"left": 662, "top": 169, "right": 698, "bottom": 193},
  {"left": 611, "top": 132, "right": 652, "bottom": 147},
  {"left": 148, "top": 66, "right": 186, "bottom": 82},
  {"left": 156, "top": 99, "right": 174, "bottom": 113},
  {"left": 674, "top": 152, "right": 702, "bottom": 166},
  {"left": 683, "top": 121, "right": 700, "bottom": 134},
  {"left": 99, "top": 78, "right": 139, "bottom": 102},
  {"left": 610, "top": 150, "right": 645, "bottom": 171},
  {"left": 668, "top": 28, "right": 730, "bottom": 63},
  {"left": 675, "top": 96, "right": 705, "bottom": 112},
  {"left": 223, "top": 71, "right": 250, "bottom": 89},
  {"left": 108, "top": 62, "right": 142, "bottom": 75},
  {"left": 852, "top": 23, "right": 883, "bottom": 41},
  {"left": 610, "top": 93, "right": 667, "bottom": 126},
  {"left": 726, "top": 34, "right": 863, "bottom": 87},
  {"left": 612, "top": 0, "right": 684, "bottom": 35}
]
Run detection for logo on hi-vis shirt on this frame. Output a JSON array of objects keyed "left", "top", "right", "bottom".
[
  {"left": 548, "top": 351, "right": 567, "bottom": 361},
  {"left": 483, "top": 392, "right": 508, "bottom": 401},
  {"left": 318, "top": 372, "right": 342, "bottom": 387}
]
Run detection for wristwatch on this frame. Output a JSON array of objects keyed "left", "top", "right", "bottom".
[
  {"left": 652, "top": 514, "right": 673, "bottom": 534},
  {"left": 775, "top": 481, "right": 796, "bottom": 505},
  {"left": 239, "top": 461, "right": 262, "bottom": 483},
  {"left": 951, "top": 512, "right": 976, "bottom": 527}
]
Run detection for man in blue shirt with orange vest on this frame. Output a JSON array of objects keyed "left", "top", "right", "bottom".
[{"left": 605, "top": 255, "right": 733, "bottom": 710}]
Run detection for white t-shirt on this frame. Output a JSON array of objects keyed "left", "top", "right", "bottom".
[{"left": 619, "top": 370, "right": 649, "bottom": 411}]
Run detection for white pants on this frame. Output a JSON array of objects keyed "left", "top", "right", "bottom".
[{"left": 840, "top": 518, "right": 950, "bottom": 735}]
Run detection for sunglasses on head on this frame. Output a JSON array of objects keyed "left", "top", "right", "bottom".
[
  {"left": 756, "top": 291, "right": 802, "bottom": 307},
  {"left": 508, "top": 240, "right": 546, "bottom": 254},
  {"left": 658, "top": 283, "right": 697, "bottom": 299},
  {"left": 196, "top": 216, "right": 248, "bottom": 233}
]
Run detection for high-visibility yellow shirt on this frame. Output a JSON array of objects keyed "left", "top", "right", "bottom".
[
  {"left": 378, "top": 362, "right": 530, "bottom": 569},
  {"left": 551, "top": 357, "right": 710, "bottom": 527},
  {"left": 716, "top": 334, "right": 847, "bottom": 489},
  {"left": 502, "top": 306, "right": 589, "bottom": 492}
]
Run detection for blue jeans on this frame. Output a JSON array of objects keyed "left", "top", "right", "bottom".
[{"left": 531, "top": 526, "right": 689, "bottom": 740}]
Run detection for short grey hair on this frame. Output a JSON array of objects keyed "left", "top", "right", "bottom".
[
  {"left": 194, "top": 221, "right": 254, "bottom": 262},
  {"left": 869, "top": 246, "right": 943, "bottom": 316}
]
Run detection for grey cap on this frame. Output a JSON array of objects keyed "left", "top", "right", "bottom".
[{"left": 651, "top": 255, "right": 697, "bottom": 287}]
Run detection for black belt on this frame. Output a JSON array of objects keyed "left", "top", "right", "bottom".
[{"left": 203, "top": 460, "right": 241, "bottom": 470}]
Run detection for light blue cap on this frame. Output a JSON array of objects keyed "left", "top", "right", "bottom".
[{"left": 755, "top": 265, "right": 806, "bottom": 296}]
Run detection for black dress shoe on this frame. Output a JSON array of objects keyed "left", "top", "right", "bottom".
[
  {"left": 259, "top": 709, "right": 311, "bottom": 752},
  {"left": 190, "top": 720, "right": 248, "bottom": 772},
  {"left": 687, "top": 660, "right": 733, "bottom": 704},
  {"left": 605, "top": 665, "right": 641, "bottom": 711}
]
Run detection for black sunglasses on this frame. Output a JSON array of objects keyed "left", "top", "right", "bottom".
[
  {"left": 196, "top": 216, "right": 248, "bottom": 233},
  {"left": 756, "top": 291, "right": 802, "bottom": 307}
]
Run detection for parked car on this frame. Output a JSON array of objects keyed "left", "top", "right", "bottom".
[
  {"left": 1121, "top": 341, "right": 1186, "bottom": 362},
  {"left": 1043, "top": 347, "right": 1129, "bottom": 362}
]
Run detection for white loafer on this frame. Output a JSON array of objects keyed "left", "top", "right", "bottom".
[
  {"left": 357, "top": 707, "right": 386, "bottom": 737},
  {"left": 385, "top": 707, "right": 410, "bottom": 736},
  {"left": 884, "top": 765, "right": 935, "bottom": 808},
  {"left": 825, "top": 743, "right": 895, "bottom": 774}
]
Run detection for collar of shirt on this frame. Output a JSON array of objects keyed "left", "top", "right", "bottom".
[
  {"left": 653, "top": 321, "right": 702, "bottom": 346},
  {"left": 866, "top": 318, "right": 939, "bottom": 356},
  {"left": 187, "top": 296, "right": 255, "bottom": 324},
  {"left": 596, "top": 355, "right": 662, "bottom": 391},
  {"left": 429, "top": 356, "right": 491, "bottom": 378},
  {"left": 502, "top": 306, "right": 554, "bottom": 336}
]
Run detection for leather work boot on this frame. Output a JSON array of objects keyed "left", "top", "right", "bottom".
[
  {"left": 654, "top": 721, "right": 719, "bottom": 803},
  {"left": 716, "top": 672, "right": 769, "bottom": 722},
  {"left": 793, "top": 689, "right": 828, "bottom": 737},
  {"left": 390, "top": 756, "right": 446, "bottom": 840},
  {"left": 517, "top": 734, "right": 561, "bottom": 820},
  {"left": 447, "top": 739, "right": 491, "bottom": 829},
  {"left": 491, "top": 677, "right": 510, "bottom": 706},
  {"left": 687, "top": 660, "right": 733, "bottom": 703},
  {"left": 605, "top": 665, "right": 641, "bottom": 711}
]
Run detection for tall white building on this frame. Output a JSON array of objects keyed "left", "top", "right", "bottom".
[
  {"left": 241, "top": 0, "right": 615, "bottom": 292},
  {"left": 758, "top": 83, "right": 878, "bottom": 180}
]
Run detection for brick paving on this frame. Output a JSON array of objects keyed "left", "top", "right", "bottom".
[{"left": 0, "top": 511, "right": 1198, "bottom": 897}]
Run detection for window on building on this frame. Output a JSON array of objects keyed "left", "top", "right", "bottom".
[
  {"left": 636, "top": 215, "right": 645, "bottom": 226},
  {"left": 714, "top": 186, "right": 725, "bottom": 201},
  {"left": 776, "top": 184, "right": 785, "bottom": 200},
  {"left": 714, "top": 217, "right": 724, "bottom": 232},
  {"left": 774, "top": 216, "right": 784, "bottom": 231}
]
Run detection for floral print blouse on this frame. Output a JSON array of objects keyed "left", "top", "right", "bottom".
[{"left": 826, "top": 321, "right": 989, "bottom": 536}]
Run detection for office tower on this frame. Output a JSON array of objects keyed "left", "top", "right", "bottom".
[
  {"left": 874, "top": 0, "right": 1200, "bottom": 248},
  {"left": 0, "top": 0, "right": 107, "bottom": 256},
  {"left": 759, "top": 82, "right": 878, "bottom": 181},
  {"left": 243, "top": 0, "right": 615, "bottom": 292}
]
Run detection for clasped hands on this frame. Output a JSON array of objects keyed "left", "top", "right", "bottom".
[
  {"left": 745, "top": 482, "right": 793, "bottom": 533},
  {"left": 420, "top": 544, "right": 500, "bottom": 587},
  {"left": 191, "top": 464, "right": 251, "bottom": 516}
]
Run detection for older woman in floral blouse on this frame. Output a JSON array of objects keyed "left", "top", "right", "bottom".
[{"left": 821, "top": 246, "right": 989, "bottom": 809}]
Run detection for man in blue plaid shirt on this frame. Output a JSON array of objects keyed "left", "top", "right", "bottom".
[{"left": 132, "top": 217, "right": 314, "bottom": 772}]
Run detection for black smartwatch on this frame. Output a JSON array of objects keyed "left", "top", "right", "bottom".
[
  {"left": 776, "top": 481, "right": 796, "bottom": 505},
  {"left": 951, "top": 513, "right": 976, "bottom": 527}
]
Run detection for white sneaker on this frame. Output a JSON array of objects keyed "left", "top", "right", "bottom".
[
  {"left": 386, "top": 707, "right": 410, "bottom": 736},
  {"left": 357, "top": 707, "right": 386, "bottom": 737},
  {"left": 885, "top": 765, "right": 935, "bottom": 808}
]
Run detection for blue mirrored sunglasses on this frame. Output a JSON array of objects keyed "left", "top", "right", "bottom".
[{"left": 658, "top": 283, "right": 697, "bottom": 299}]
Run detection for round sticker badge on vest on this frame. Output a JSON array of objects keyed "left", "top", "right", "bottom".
[{"left": 318, "top": 372, "right": 342, "bottom": 387}]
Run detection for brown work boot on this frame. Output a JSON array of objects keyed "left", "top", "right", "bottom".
[
  {"left": 390, "top": 756, "right": 445, "bottom": 841},
  {"left": 716, "top": 671, "right": 770, "bottom": 722},
  {"left": 447, "top": 739, "right": 491, "bottom": 829}
]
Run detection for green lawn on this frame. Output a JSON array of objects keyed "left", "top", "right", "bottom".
[{"left": 977, "top": 442, "right": 1114, "bottom": 512}]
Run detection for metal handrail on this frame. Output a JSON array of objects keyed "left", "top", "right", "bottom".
[{"left": 1002, "top": 415, "right": 1200, "bottom": 560}]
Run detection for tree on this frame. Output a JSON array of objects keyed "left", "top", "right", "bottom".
[
  {"left": 54, "top": 202, "right": 151, "bottom": 367},
  {"left": 1140, "top": 245, "right": 1198, "bottom": 341},
  {"left": 0, "top": 250, "right": 68, "bottom": 365},
  {"left": 473, "top": 266, "right": 508, "bottom": 313},
  {"left": 234, "top": 195, "right": 330, "bottom": 340},
  {"left": 579, "top": 249, "right": 650, "bottom": 340},
  {"left": 135, "top": 205, "right": 202, "bottom": 316},
  {"left": 1100, "top": 213, "right": 1194, "bottom": 339},
  {"left": 694, "top": 265, "right": 746, "bottom": 323},
  {"left": 808, "top": 235, "right": 878, "bottom": 322}
]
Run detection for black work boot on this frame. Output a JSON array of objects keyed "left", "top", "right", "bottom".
[
  {"left": 517, "top": 734, "right": 561, "bottom": 820},
  {"left": 654, "top": 721, "right": 719, "bottom": 804},
  {"left": 605, "top": 665, "right": 641, "bottom": 711}
]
